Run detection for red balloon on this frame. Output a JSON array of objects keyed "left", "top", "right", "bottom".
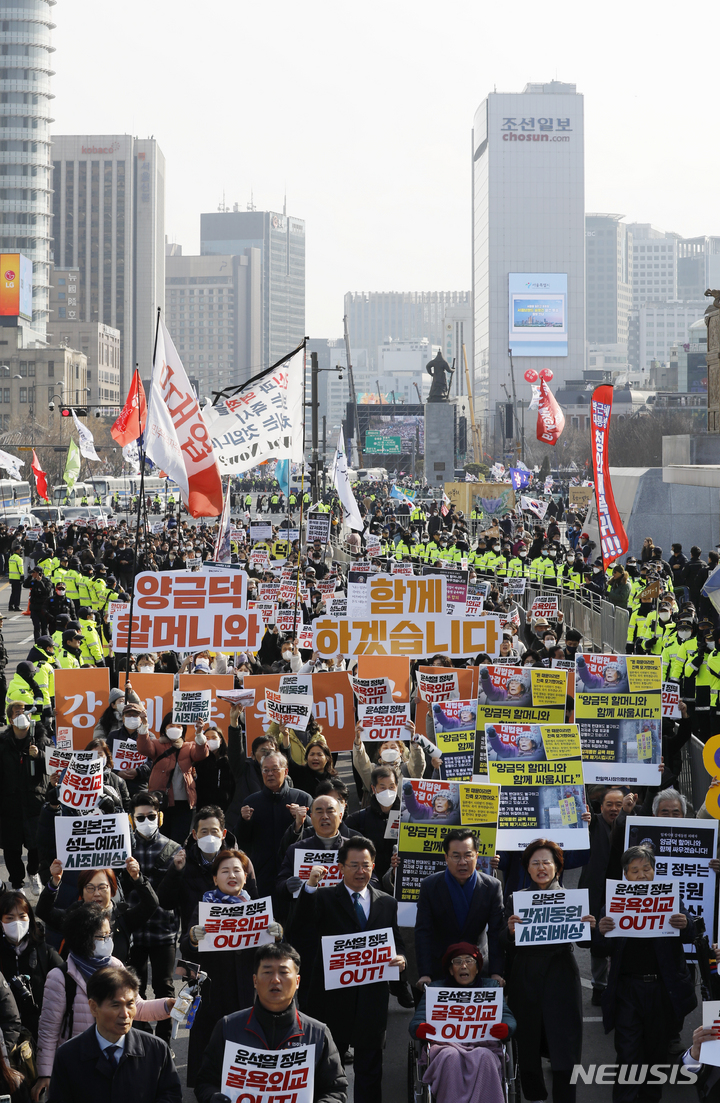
[
  {"left": 523, "top": 369, "right": 538, "bottom": 383},
  {"left": 539, "top": 368, "right": 554, "bottom": 382}
]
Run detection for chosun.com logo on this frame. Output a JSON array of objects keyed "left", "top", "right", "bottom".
[
  {"left": 570, "top": 1065, "right": 697, "bottom": 1086},
  {"left": 502, "top": 133, "right": 570, "bottom": 142}
]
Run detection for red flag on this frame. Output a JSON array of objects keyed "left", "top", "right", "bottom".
[
  {"left": 31, "top": 449, "right": 49, "bottom": 502},
  {"left": 111, "top": 369, "right": 147, "bottom": 447},
  {"left": 590, "top": 385, "right": 628, "bottom": 568},
  {"left": 536, "top": 379, "right": 565, "bottom": 445}
]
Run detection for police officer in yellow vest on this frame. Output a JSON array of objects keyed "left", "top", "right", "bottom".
[
  {"left": 56, "top": 628, "right": 82, "bottom": 668},
  {"left": 6, "top": 661, "right": 45, "bottom": 721},
  {"left": 8, "top": 548, "right": 23, "bottom": 610},
  {"left": 74, "top": 611, "right": 104, "bottom": 666},
  {"left": 684, "top": 619, "right": 720, "bottom": 740},
  {"left": 26, "top": 635, "right": 56, "bottom": 711}
]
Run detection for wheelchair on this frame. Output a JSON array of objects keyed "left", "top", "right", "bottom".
[{"left": 407, "top": 1034, "right": 519, "bottom": 1103}]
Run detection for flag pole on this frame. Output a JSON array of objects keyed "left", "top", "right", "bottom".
[{"left": 124, "top": 307, "right": 161, "bottom": 699}]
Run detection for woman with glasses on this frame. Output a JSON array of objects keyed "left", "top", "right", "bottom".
[
  {"left": 409, "top": 941, "right": 516, "bottom": 1101},
  {"left": 503, "top": 838, "right": 595, "bottom": 1103},
  {"left": 35, "top": 855, "right": 159, "bottom": 965}
]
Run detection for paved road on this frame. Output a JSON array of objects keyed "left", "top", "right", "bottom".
[{"left": 0, "top": 578, "right": 706, "bottom": 1101}]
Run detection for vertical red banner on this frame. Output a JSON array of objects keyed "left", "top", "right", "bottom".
[{"left": 590, "top": 385, "right": 629, "bottom": 568}]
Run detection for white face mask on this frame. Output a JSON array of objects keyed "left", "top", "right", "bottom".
[
  {"left": 659, "top": 611, "right": 671, "bottom": 622},
  {"left": 375, "top": 788, "right": 397, "bottom": 808},
  {"left": 138, "top": 665, "right": 154, "bottom": 674},
  {"left": 544, "top": 638, "right": 555, "bottom": 648},
  {"left": 135, "top": 817, "right": 158, "bottom": 838},
  {"left": 380, "top": 748, "right": 400, "bottom": 763},
  {"left": 678, "top": 629, "right": 691, "bottom": 641},
  {"left": 194, "top": 660, "right": 210, "bottom": 672},
  {"left": 166, "top": 727, "right": 183, "bottom": 741},
  {"left": 12, "top": 714, "right": 30, "bottom": 731},
  {"left": 113, "top": 705, "right": 124, "bottom": 717},
  {"left": 493, "top": 545, "right": 500, "bottom": 553},
  {"left": 124, "top": 716, "right": 141, "bottom": 731},
  {"left": 197, "top": 834, "right": 222, "bottom": 855},
  {"left": 2, "top": 919, "right": 29, "bottom": 944},
  {"left": 207, "top": 737, "right": 221, "bottom": 752},
  {"left": 281, "top": 651, "right": 292, "bottom": 661},
  {"left": 519, "top": 551, "right": 527, "bottom": 558},
  {"left": 93, "top": 937, "right": 114, "bottom": 958}
]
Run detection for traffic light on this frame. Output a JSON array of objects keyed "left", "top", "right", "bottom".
[
  {"left": 60, "top": 406, "right": 71, "bottom": 417},
  {"left": 60, "top": 405, "right": 88, "bottom": 417}
]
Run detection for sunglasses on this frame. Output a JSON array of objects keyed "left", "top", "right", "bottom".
[{"left": 134, "top": 813, "right": 158, "bottom": 822}]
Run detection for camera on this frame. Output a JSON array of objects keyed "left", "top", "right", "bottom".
[{"left": 10, "top": 973, "right": 34, "bottom": 1006}]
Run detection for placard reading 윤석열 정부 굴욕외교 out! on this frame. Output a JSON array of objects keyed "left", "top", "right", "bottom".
[{"left": 575, "top": 654, "right": 662, "bottom": 786}]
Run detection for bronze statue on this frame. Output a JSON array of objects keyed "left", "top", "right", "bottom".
[{"left": 426, "top": 350, "right": 455, "bottom": 402}]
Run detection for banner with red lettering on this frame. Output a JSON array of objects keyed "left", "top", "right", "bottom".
[
  {"left": 590, "top": 385, "right": 629, "bottom": 568},
  {"left": 197, "top": 897, "right": 275, "bottom": 951},
  {"left": 536, "top": 379, "right": 565, "bottom": 445},
  {"left": 321, "top": 927, "right": 399, "bottom": 989}
]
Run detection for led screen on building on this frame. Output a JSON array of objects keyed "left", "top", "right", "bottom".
[
  {"left": 0, "top": 254, "right": 33, "bottom": 321},
  {"left": 509, "top": 273, "right": 567, "bottom": 357}
]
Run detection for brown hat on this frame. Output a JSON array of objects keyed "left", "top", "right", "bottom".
[{"left": 533, "top": 616, "right": 550, "bottom": 628}]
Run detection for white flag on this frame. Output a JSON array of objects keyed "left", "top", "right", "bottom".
[
  {"left": 0, "top": 449, "right": 23, "bottom": 481},
  {"left": 331, "top": 427, "right": 363, "bottom": 531},
  {"left": 71, "top": 409, "right": 100, "bottom": 461},
  {"left": 520, "top": 495, "right": 549, "bottom": 521},
  {"left": 122, "top": 441, "right": 141, "bottom": 474}
]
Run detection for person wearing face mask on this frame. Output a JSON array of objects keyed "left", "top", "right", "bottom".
[
  {"left": 135, "top": 654, "right": 157, "bottom": 675},
  {"left": 156, "top": 804, "right": 257, "bottom": 935},
  {"left": 0, "top": 701, "right": 52, "bottom": 894},
  {"left": 684, "top": 621, "right": 720, "bottom": 742},
  {"left": 563, "top": 629, "right": 583, "bottom": 662},
  {"left": 343, "top": 764, "right": 400, "bottom": 881},
  {"left": 135, "top": 709, "right": 209, "bottom": 844},
  {"left": 668, "top": 614, "right": 698, "bottom": 689},
  {"left": 183, "top": 849, "right": 283, "bottom": 1087},
  {"left": 0, "top": 889, "right": 62, "bottom": 1039},
  {"left": 5, "top": 662, "right": 46, "bottom": 723},
  {"left": 193, "top": 723, "right": 235, "bottom": 809},
  {"left": 44, "top": 581, "right": 76, "bottom": 634},
  {"left": 583, "top": 556, "right": 608, "bottom": 599},
  {"left": 82, "top": 738, "right": 131, "bottom": 813},
  {"left": 124, "top": 793, "right": 180, "bottom": 1047},
  {"left": 34, "top": 902, "right": 173, "bottom": 1096},
  {"left": 351, "top": 720, "right": 424, "bottom": 802},
  {"left": 94, "top": 686, "right": 141, "bottom": 741},
  {"left": 506, "top": 542, "right": 529, "bottom": 578},
  {"left": 640, "top": 597, "right": 678, "bottom": 657}
]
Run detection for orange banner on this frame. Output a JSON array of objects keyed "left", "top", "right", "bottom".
[
  {"left": 415, "top": 665, "right": 479, "bottom": 737},
  {"left": 244, "top": 671, "right": 355, "bottom": 753},
  {"left": 55, "top": 667, "right": 111, "bottom": 750},
  {"left": 178, "top": 674, "right": 234, "bottom": 741},
  {"left": 357, "top": 656, "right": 410, "bottom": 702},
  {"left": 119, "top": 672, "right": 174, "bottom": 738}
]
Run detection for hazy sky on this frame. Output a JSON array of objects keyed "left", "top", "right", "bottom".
[{"left": 52, "top": 0, "right": 714, "bottom": 341}]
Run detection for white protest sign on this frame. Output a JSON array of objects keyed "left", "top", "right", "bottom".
[
  {"left": 293, "top": 849, "right": 343, "bottom": 888},
  {"left": 322, "top": 927, "right": 399, "bottom": 989},
  {"left": 700, "top": 1002, "right": 720, "bottom": 1068},
  {"left": 358, "top": 703, "right": 410, "bottom": 741},
  {"left": 197, "top": 897, "right": 275, "bottom": 951},
  {"left": 55, "top": 813, "right": 132, "bottom": 869},
  {"left": 425, "top": 986, "right": 502, "bottom": 1043},
  {"left": 507, "top": 578, "right": 527, "bottom": 596},
  {"left": 112, "top": 739, "right": 148, "bottom": 773},
  {"left": 172, "top": 689, "right": 212, "bottom": 726},
  {"left": 279, "top": 674, "right": 313, "bottom": 697},
  {"left": 247, "top": 601, "right": 278, "bottom": 625},
  {"left": 391, "top": 561, "right": 414, "bottom": 576},
  {"left": 265, "top": 689, "right": 313, "bottom": 731},
  {"left": 604, "top": 880, "right": 680, "bottom": 937},
  {"left": 221, "top": 1040, "right": 315, "bottom": 1103},
  {"left": 530, "top": 595, "right": 558, "bottom": 618},
  {"left": 328, "top": 596, "right": 347, "bottom": 618},
  {"left": 417, "top": 671, "right": 459, "bottom": 703},
  {"left": 512, "top": 888, "right": 591, "bottom": 944},
  {"left": 250, "top": 522, "right": 273, "bottom": 542},
  {"left": 45, "top": 746, "right": 72, "bottom": 775},
  {"left": 59, "top": 751, "right": 102, "bottom": 811},
  {"left": 384, "top": 809, "right": 400, "bottom": 839},
  {"left": 108, "top": 601, "right": 130, "bottom": 618},
  {"left": 306, "top": 511, "right": 331, "bottom": 545},
  {"left": 215, "top": 688, "right": 256, "bottom": 707},
  {"left": 351, "top": 676, "right": 394, "bottom": 705},
  {"left": 662, "top": 681, "right": 681, "bottom": 719}
]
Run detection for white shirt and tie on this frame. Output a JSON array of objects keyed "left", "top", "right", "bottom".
[
  {"left": 304, "top": 880, "right": 371, "bottom": 920},
  {"left": 95, "top": 1028, "right": 125, "bottom": 1066}
]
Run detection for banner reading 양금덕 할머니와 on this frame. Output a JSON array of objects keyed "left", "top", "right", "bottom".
[
  {"left": 624, "top": 816, "right": 717, "bottom": 957},
  {"left": 112, "top": 568, "right": 263, "bottom": 654},
  {"left": 487, "top": 724, "right": 588, "bottom": 852},
  {"left": 395, "top": 778, "right": 498, "bottom": 925},
  {"left": 431, "top": 699, "right": 477, "bottom": 781},
  {"left": 474, "top": 665, "right": 568, "bottom": 777},
  {"left": 575, "top": 654, "right": 662, "bottom": 786},
  {"left": 313, "top": 614, "right": 502, "bottom": 660}
]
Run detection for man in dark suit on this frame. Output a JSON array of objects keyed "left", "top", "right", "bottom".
[
  {"left": 290, "top": 834, "right": 406, "bottom": 1103},
  {"left": 48, "top": 964, "right": 181, "bottom": 1103},
  {"left": 415, "top": 828, "right": 505, "bottom": 987}
]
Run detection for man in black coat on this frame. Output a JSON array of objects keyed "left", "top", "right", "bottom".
[
  {"left": 0, "top": 701, "right": 52, "bottom": 892},
  {"left": 594, "top": 844, "right": 697, "bottom": 1100},
  {"left": 288, "top": 835, "right": 406, "bottom": 1103},
  {"left": 195, "top": 942, "right": 347, "bottom": 1103},
  {"left": 579, "top": 786, "right": 630, "bottom": 1004},
  {"left": 48, "top": 964, "right": 181, "bottom": 1103},
  {"left": 415, "top": 828, "right": 505, "bottom": 985},
  {"left": 22, "top": 564, "right": 52, "bottom": 639},
  {"left": 235, "top": 750, "right": 312, "bottom": 897}
]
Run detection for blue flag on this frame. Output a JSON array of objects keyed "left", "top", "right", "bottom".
[
  {"left": 275, "top": 459, "right": 290, "bottom": 499},
  {"left": 702, "top": 564, "right": 720, "bottom": 614},
  {"left": 390, "top": 485, "right": 414, "bottom": 505},
  {"left": 510, "top": 468, "right": 531, "bottom": 490}
]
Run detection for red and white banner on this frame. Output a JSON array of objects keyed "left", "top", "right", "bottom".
[
  {"left": 536, "top": 379, "right": 565, "bottom": 445},
  {"left": 321, "top": 927, "right": 399, "bottom": 989},
  {"left": 112, "top": 368, "right": 147, "bottom": 447},
  {"left": 145, "top": 319, "right": 223, "bottom": 517},
  {"left": 197, "top": 897, "right": 275, "bottom": 951},
  {"left": 590, "top": 385, "right": 629, "bottom": 568},
  {"left": 31, "top": 449, "right": 49, "bottom": 502}
]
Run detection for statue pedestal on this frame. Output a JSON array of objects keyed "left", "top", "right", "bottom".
[{"left": 424, "top": 403, "right": 456, "bottom": 488}]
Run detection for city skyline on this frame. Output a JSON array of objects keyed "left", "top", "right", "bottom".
[{"left": 48, "top": 0, "right": 720, "bottom": 344}]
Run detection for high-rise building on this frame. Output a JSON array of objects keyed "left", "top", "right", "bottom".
[
  {"left": 629, "top": 300, "right": 707, "bottom": 371},
  {"left": 200, "top": 209, "right": 304, "bottom": 369},
  {"left": 626, "top": 224, "right": 678, "bottom": 309},
  {"left": 344, "top": 291, "right": 470, "bottom": 372},
  {"left": 0, "top": 322, "right": 86, "bottom": 433},
  {"left": 0, "top": 0, "right": 56, "bottom": 343},
  {"left": 48, "top": 265, "right": 121, "bottom": 406},
  {"left": 472, "top": 81, "right": 585, "bottom": 448},
  {"left": 51, "top": 135, "right": 166, "bottom": 393},
  {"left": 165, "top": 249, "right": 262, "bottom": 398},
  {"left": 677, "top": 237, "right": 720, "bottom": 301},
  {"left": 585, "top": 214, "right": 633, "bottom": 346}
]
